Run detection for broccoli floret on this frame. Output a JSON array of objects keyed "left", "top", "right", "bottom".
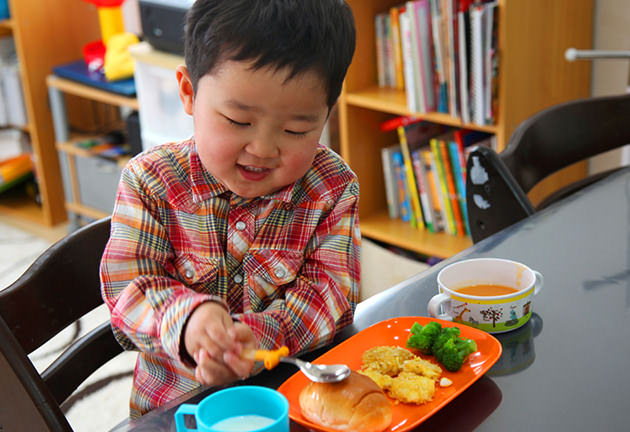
[
  {"left": 406, "top": 321, "right": 442, "bottom": 354},
  {"left": 438, "top": 338, "right": 478, "bottom": 372},
  {"left": 431, "top": 326, "right": 461, "bottom": 359}
]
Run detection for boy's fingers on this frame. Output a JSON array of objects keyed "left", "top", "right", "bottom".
[{"left": 223, "top": 351, "right": 254, "bottom": 379}]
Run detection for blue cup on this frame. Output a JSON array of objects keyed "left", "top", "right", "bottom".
[{"left": 174, "top": 386, "right": 289, "bottom": 432}]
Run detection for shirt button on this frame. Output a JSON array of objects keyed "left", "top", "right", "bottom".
[
  {"left": 235, "top": 221, "right": 246, "bottom": 231},
  {"left": 274, "top": 268, "right": 286, "bottom": 278},
  {"left": 185, "top": 270, "right": 194, "bottom": 279},
  {"left": 233, "top": 274, "right": 244, "bottom": 284}
]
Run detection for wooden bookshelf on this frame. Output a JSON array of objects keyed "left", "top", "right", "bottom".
[
  {"left": 339, "top": 0, "right": 593, "bottom": 259},
  {"left": 0, "top": 0, "right": 101, "bottom": 226}
]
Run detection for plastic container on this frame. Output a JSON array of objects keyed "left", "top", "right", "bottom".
[{"left": 133, "top": 58, "right": 193, "bottom": 151}]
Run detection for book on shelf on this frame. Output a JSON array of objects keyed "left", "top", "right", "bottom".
[
  {"left": 412, "top": 148, "right": 437, "bottom": 232},
  {"left": 430, "top": 136, "right": 456, "bottom": 235},
  {"left": 391, "top": 150, "right": 415, "bottom": 223},
  {"left": 379, "top": 115, "right": 495, "bottom": 237},
  {"left": 390, "top": 6, "right": 406, "bottom": 91},
  {"left": 448, "top": 139, "right": 469, "bottom": 236},
  {"left": 397, "top": 125, "right": 425, "bottom": 228},
  {"left": 422, "top": 149, "right": 447, "bottom": 232},
  {"left": 374, "top": 0, "right": 499, "bottom": 126},
  {"left": 458, "top": 0, "right": 473, "bottom": 124},
  {"left": 381, "top": 144, "right": 402, "bottom": 219},
  {"left": 438, "top": 137, "right": 465, "bottom": 236}
]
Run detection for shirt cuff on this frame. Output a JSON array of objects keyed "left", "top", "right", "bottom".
[{"left": 161, "top": 293, "right": 229, "bottom": 368}]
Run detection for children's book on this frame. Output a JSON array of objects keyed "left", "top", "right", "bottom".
[
  {"left": 423, "top": 149, "right": 447, "bottom": 232},
  {"left": 398, "top": 126, "right": 424, "bottom": 228},
  {"left": 430, "top": 137, "right": 456, "bottom": 235},
  {"left": 381, "top": 144, "right": 401, "bottom": 219},
  {"left": 438, "top": 138, "right": 464, "bottom": 236},
  {"left": 412, "top": 148, "right": 436, "bottom": 232},
  {"left": 392, "top": 150, "right": 413, "bottom": 223}
]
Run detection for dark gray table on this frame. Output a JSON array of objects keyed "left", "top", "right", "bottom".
[{"left": 114, "top": 168, "right": 630, "bottom": 431}]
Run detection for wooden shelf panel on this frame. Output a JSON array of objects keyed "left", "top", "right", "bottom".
[
  {"left": 0, "top": 187, "right": 45, "bottom": 225},
  {"left": 56, "top": 134, "right": 131, "bottom": 169},
  {"left": 46, "top": 75, "right": 139, "bottom": 111},
  {"left": 360, "top": 211, "right": 472, "bottom": 259},
  {"left": 343, "top": 86, "right": 498, "bottom": 134}
]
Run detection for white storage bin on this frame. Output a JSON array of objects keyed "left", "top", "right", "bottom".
[{"left": 132, "top": 44, "right": 193, "bottom": 150}]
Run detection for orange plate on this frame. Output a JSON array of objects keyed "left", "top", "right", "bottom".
[{"left": 277, "top": 316, "right": 502, "bottom": 432}]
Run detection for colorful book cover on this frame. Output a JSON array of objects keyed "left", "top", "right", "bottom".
[
  {"left": 412, "top": 148, "right": 435, "bottom": 232},
  {"left": 423, "top": 149, "right": 446, "bottom": 232},
  {"left": 430, "top": 138, "right": 456, "bottom": 234},
  {"left": 438, "top": 139, "right": 464, "bottom": 236},
  {"left": 429, "top": 0, "right": 449, "bottom": 113},
  {"left": 399, "top": 8, "right": 418, "bottom": 112},
  {"left": 375, "top": 13, "right": 386, "bottom": 87},
  {"left": 389, "top": 6, "right": 405, "bottom": 91},
  {"left": 381, "top": 144, "right": 401, "bottom": 219},
  {"left": 414, "top": 0, "right": 436, "bottom": 112},
  {"left": 398, "top": 126, "right": 424, "bottom": 229},
  {"left": 448, "top": 140, "right": 470, "bottom": 236},
  {"left": 392, "top": 150, "right": 413, "bottom": 223}
]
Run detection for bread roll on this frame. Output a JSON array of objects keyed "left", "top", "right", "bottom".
[{"left": 298, "top": 371, "right": 392, "bottom": 432}]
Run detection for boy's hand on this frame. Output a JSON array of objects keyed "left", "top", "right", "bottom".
[{"left": 184, "top": 302, "right": 256, "bottom": 385}]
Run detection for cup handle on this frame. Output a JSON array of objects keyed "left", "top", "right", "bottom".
[
  {"left": 428, "top": 293, "right": 453, "bottom": 321},
  {"left": 533, "top": 270, "right": 544, "bottom": 296},
  {"left": 174, "top": 404, "right": 197, "bottom": 432}
]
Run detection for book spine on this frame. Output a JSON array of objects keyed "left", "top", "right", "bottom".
[
  {"left": 392, "top": 150, "right": 413, "bottom": 222},
  {"left": 390, "top": 6, "right": 406, "bottom": 91},
  {"left": 412, "top": 148, "right": 435, "bottom": 232},
  {"left": 398, "top": 126, "right": 425, "bottom": 229},
  {"left": 381, "top": 145, "right": 401, "bottom": 219},
  {"left": 448, "top": 140, "right": 470, "bottom": 236},
  {"left": 423, "top": 149, "right": 446, "bottom": 232},
  {"left": 405, "top": 1, "right": 426, "bottom": 112},
  {"left": 415, "top": 0, "right": 436, "bottom": 112},
  {"left": 439, "top": 139, "right": 464, "bottom": 236},
  {"left": 399, "top": 10, "right": 419, "bottom": 113},
  {"left": 429, "top": 0, "right": 448, "bottom": 113},
  {"left": 470, "top": 4, "right": 485, "bottom": 125},
  {"left": 375, "top": 13, "right": 386, "bottom": 88},
  {"left": 430, "top": 138, "right": 456, "bottom": 234}
]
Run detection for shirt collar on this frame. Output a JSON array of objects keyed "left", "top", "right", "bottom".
[{"left": 188, "top": 139, "right": 230, "bottom": 203}]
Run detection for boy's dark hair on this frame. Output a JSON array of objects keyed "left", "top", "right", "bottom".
[{"left": 184, "top": 0, "right": 356, "bottom": 109}]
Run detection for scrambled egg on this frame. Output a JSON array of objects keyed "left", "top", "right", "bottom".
[{"left": 359, "top": 346, "right": 442, "bottom": 405}]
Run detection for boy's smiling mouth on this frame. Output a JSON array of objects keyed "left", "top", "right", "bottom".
[{"left": 238, "top": 164, "right": 271, "bottom": 181}]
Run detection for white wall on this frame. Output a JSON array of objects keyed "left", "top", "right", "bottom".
[{"left": 589, "top": 0, "right": 630, "bottom": 173}]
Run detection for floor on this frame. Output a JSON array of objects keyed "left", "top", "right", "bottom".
[{"left": 0, "top": 215, "right": 429, "bottom": 431}]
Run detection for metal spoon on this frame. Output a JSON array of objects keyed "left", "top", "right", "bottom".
[
  {"left": 277, "top": 356, "right": 351, "bottom": 383},
  {"left": 243, "top": 347, "right": 351, "bottom": 383}
]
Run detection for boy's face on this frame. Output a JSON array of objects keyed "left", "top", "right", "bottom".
[{"left": 176, "top": 60, "right": 329, "bottom": 199}]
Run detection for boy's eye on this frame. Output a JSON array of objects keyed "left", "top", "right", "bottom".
[
  {"left": 225, "top": 116, "right": 250, "bottom": 127},
  {"left": 285, "top": 129, "right": 308, "bottom": 136}
]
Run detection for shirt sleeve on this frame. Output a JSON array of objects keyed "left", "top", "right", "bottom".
[
  {"left": 236, "top": 180, "right": 361, "bottom": 355},
  {"left": 100, "top": 162, "right": 225, "bottom": 366}
]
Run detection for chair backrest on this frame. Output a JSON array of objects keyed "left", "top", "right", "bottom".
[
  {"left": 466, "top": 93, "right": 630, "bottom": 243},
  {"left": 0, "top": 217, "right": 123, "bottom": 431}
]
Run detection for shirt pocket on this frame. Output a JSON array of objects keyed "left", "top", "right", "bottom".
[
  {"left": 173, "top": 252, "right": 219, "bottom": 290},
  {"left": 244, "top": 249, "right": 304, "bottom": 287}
]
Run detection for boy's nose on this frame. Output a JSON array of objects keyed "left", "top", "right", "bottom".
[{"left": 246, "top": 136, "right": 279, "bottom": 159}]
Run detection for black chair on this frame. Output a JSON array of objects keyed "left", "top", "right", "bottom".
[
  {"left": 0, "top": 217, "right": 124, "bottom": 431},
  {"left": 466, "top": 92, "right": 630, "bottom": 243}
]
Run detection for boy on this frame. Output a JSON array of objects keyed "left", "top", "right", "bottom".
[{"left": 100, "top": 0, "right": 359, "bottom": 417}]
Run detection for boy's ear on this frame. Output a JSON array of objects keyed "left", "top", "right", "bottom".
[{"left": 176, "top": 65, "right": 194, "bottom": 115}]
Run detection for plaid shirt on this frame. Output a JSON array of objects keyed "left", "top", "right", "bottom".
[{"left": 100, "top": 139, "right": 360, "bottom": 417}]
